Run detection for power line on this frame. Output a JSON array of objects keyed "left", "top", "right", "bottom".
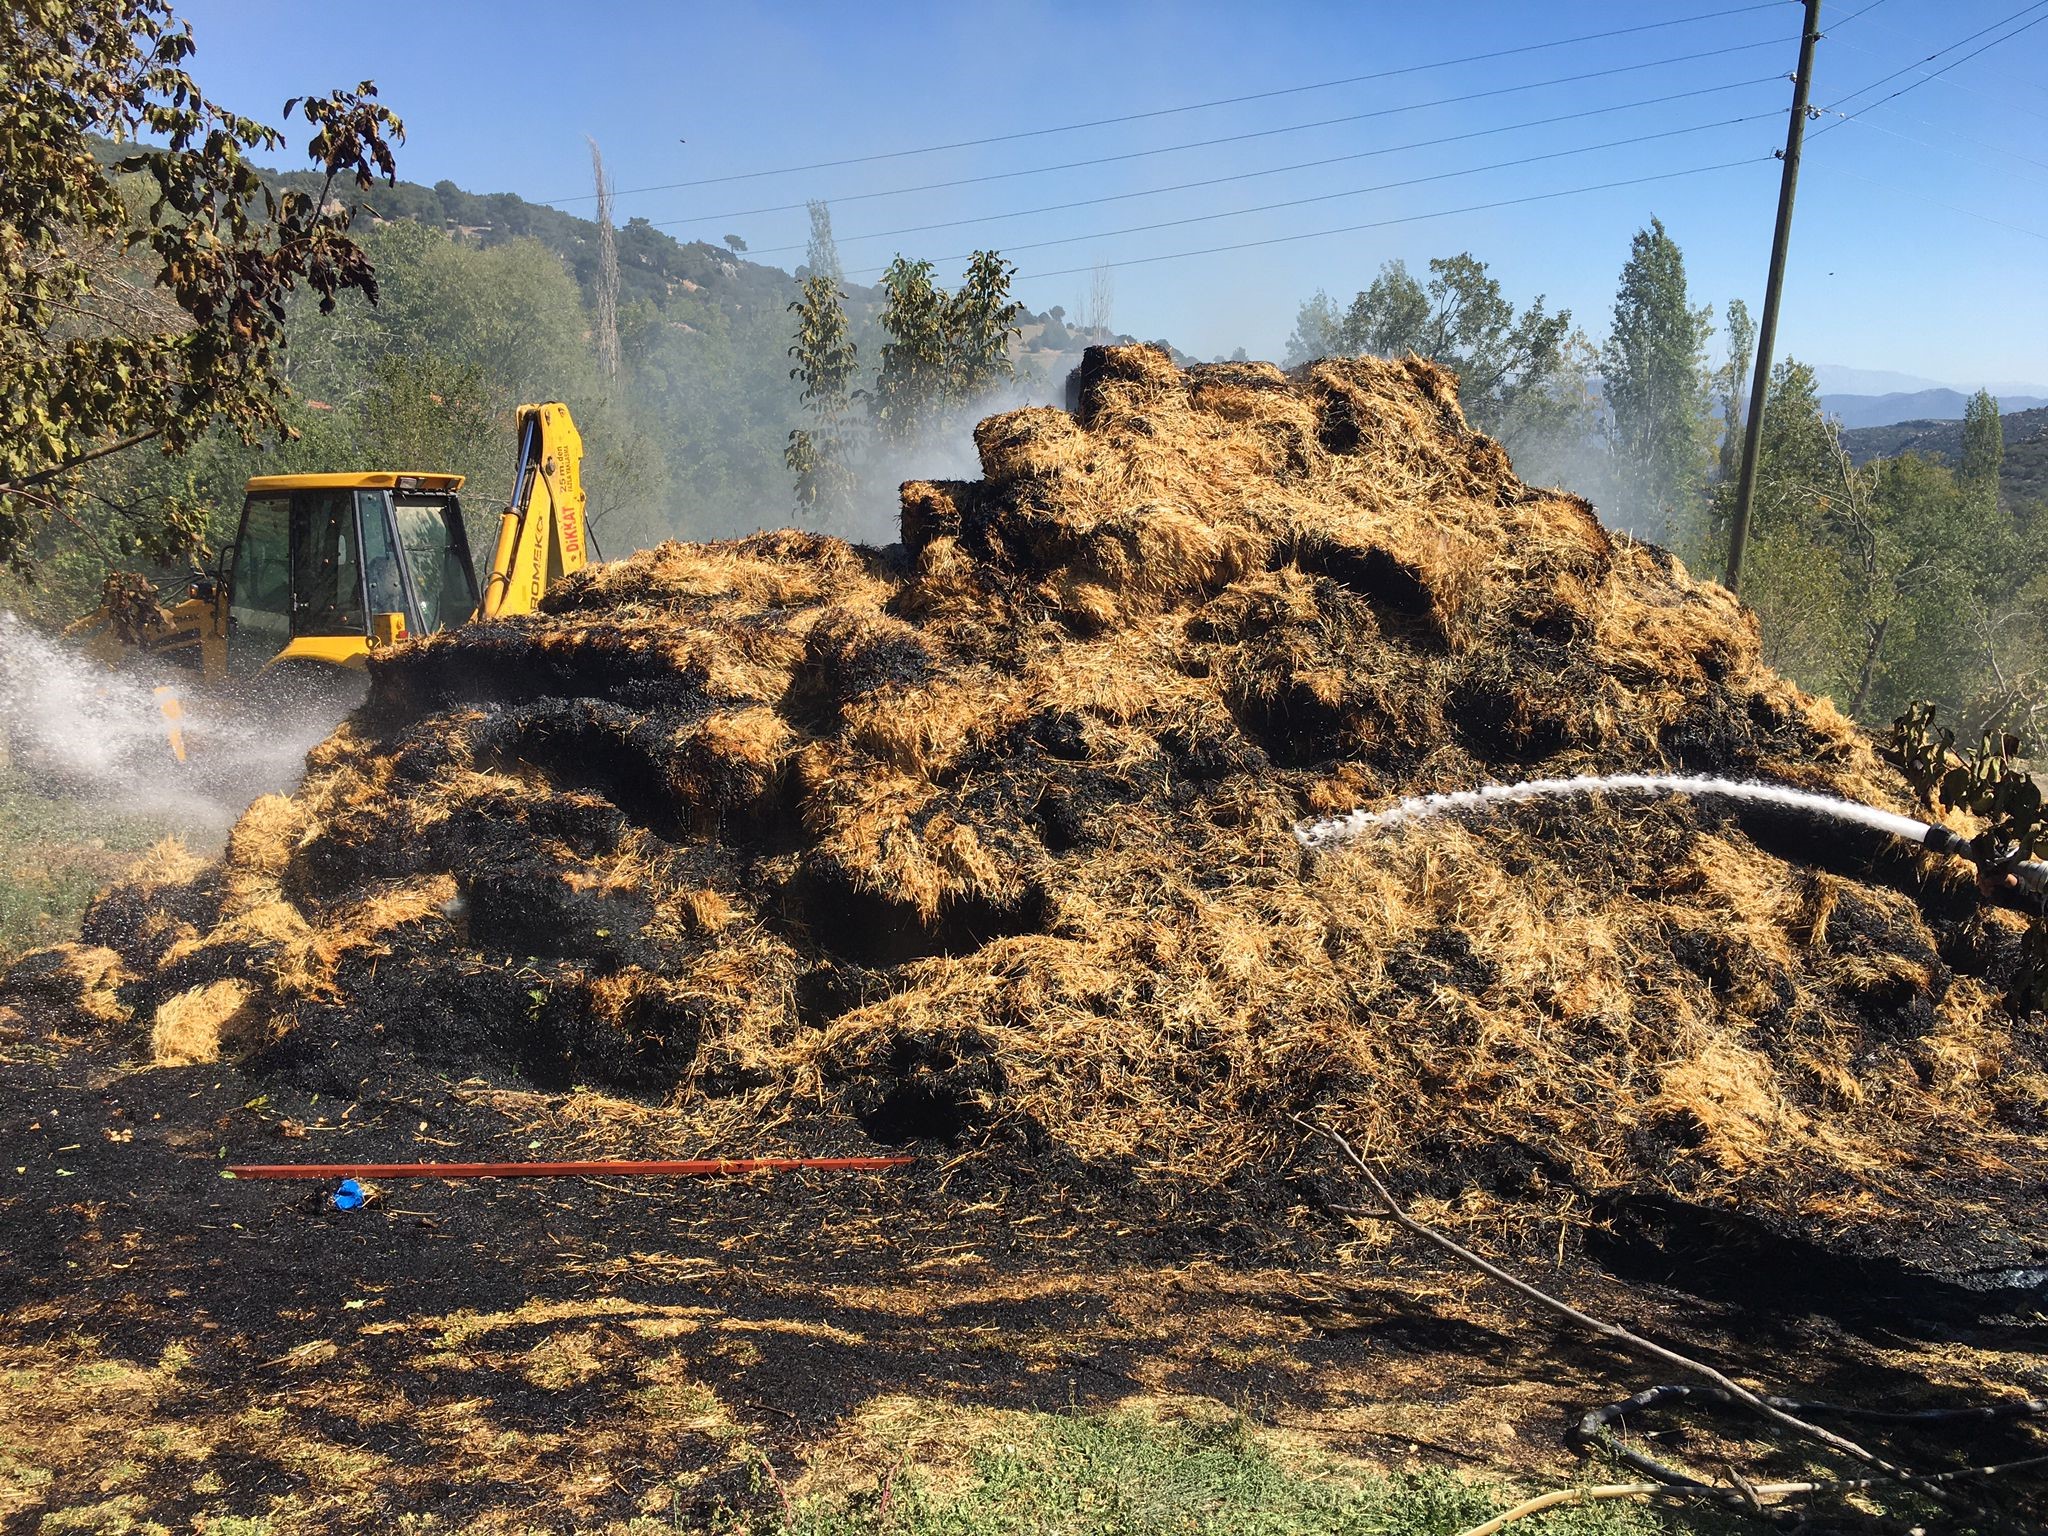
[
  {"left": 653, "top": 37, "right": 1796, "bottom": 230},
  {"left": 1828, "top": 31, "right": 2048, "bottom": 123},
  {"left": 1820, "top": 105, "right": 2048, "bottom": 180},
  {"left": 1834, "top": 1, "right": 2048, "bottom": 104},
  {"left": 546, "top": 1, "right": 1787, "bottom": 204},
  {"left": 1004, "top": 157, "right": 1767, "bottom": 284},
  {"left": 739, "top": 75, "right": 1784, "bottom": 259},
  {"left": 838, "top": 120, "right": 1776, "bottom": 281},
  {"left": 1815, "top": 152, "right": 2048, "bottom": 242},
  {"left": 840, "top": 111, "right": 1777, "bottom": 276},
  {"left": 1812, "top": 6, "right": 2048, "bottom": 146},
  {"left": 1815, "top": 0, "right": 2048, "bottom": 125}
]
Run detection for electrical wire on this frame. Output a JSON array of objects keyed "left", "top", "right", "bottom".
[
  {"left": 1813, "top": 6, "right": 2048, "bottom": 147},
  {"left": 1815, "top": 0, "right": 2048, "bottom": 127},
  {"left": 981, "top": 155, "right": 1769, "bottom": 284},
  {"left": 1825, "top": 29, "right": 2048, "bottom": 125},
  {"left": 1812, "top": 151, "right": 2048, "bottom": 242},
  {"left": 1819, "top": 105, "right": 2048, "bottom": 181},
  {"left": 738, "top": 75, "right": 1784, "bottom": 259},
  {"left": 653, "top": 41, "right": 1795, "bottom": 230},
  {"left": 546, "top": 2, "right": 1788, "bottom": 204},
  {"left": 1833, "top": 0, "right": 2048, "bottom": 105},
  {"left": 839, "top": 111, "right": 1777, "bottom": 277}
]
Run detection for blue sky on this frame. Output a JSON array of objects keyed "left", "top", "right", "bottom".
[{"left": 179, "top": 0, "right": 2048, "bottom": 391}]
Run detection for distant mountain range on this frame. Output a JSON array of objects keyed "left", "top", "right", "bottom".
[
  {"left": 1822, "top": 389, "right": 2048, "bottom": 429},
  {"left": 1812, "top": 364, "right": 2048, "bottom": 398}
]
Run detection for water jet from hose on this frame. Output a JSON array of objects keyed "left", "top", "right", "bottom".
[{"left": 1294, "top": 773, "right": 2048, "bottom": 893}]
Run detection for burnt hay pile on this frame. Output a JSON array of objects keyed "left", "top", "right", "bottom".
[{"left": 14, "top": 347, "right": 2045, "bottom": 1248}]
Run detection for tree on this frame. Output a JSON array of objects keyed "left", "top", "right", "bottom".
[
  {"left": 868, "top": 257, "right": 951, "bottom": 443},
  {"left": 947, "top": 250, "right": 1023, "bottom": 398},
  {"left": 1283, "top": 290, "right": 1343, "bottom": 366},
  {"left": 1333, "top": 255, "right": 1573, "bottom": 450},
  {"left": 723, "top": 234, "right": 748, "bottom": 255},
  {"left": 1341, "top": 260, "right": 1430, "bottom": 357},
  {"left": 1722, "top": 359, "right": 2048, "bottom": 737},
  {"left": 1603, "top": 219, "right": 1714, "bottom": 543},
  {"left": 863, "top": 253, "right": 1025, "bottom": 445},
  {"left": 1085, "top": 261, "right": 1114, "bottom": 339},
  {"left": 586, "top": 137, "right": 620, "bottom": 392},
  {"left": 1961, "top": 389, "right": 2003, "bottom": 506},
  {"left": 804, "top": 201, "right": 843, "bottom": 286},
  {"left": 784, "top": 275, "right": 857, "bottom": 518},
  {"left": 1712, "top": 296, "right": 1755, "bottom": 488},
  {"left": 0, "top": 0, "right": 402, "bottom": 569}
]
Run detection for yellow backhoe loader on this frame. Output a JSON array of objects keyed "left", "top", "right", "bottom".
[{"left": 66, "top": 401, "right": 589, "bottom": 689}]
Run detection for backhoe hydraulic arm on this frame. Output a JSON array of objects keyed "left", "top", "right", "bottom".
[{"left": 480, "top": 402, "right": 588, "bottom": 620}]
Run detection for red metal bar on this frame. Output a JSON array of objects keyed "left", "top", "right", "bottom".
[{"left": 227, "top": 1156, "right": 915, "bottom": 1181}]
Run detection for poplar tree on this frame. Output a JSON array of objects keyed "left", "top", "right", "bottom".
[
  {"left": 1604, "top": 218, "right": 1714, "bottom": 542},
  {"left": 804, "top": 201, "right": 844, "bottom": 287},
  {"left": 1712, "top": 297, "right": 1756, "bottom": 487},
  {"left": 1960, "top": 389, "right": 2003, "bottom": 507}
]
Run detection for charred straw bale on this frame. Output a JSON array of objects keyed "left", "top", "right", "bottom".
[{"left": 12, "top": 347, "right": 2042, "bottom": 1249}]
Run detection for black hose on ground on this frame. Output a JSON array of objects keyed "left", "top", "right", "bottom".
[{"left": 1569, "top": 1381, "right": 2048, "bottom": 1496}]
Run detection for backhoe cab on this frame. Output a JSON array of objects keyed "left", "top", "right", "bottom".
[
  {"left": 67, "top": 402, "right": 588, "bottom": 689},
  {"left": 222, "top": 471, "right": 478, "bottom": 680}
]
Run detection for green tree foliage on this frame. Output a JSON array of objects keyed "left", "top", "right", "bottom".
[
  {"left": 1342, "top": 261, "right": 1432, "bottom": 358},
  {"left": 784, "top": 274, "right": 858, "bottom": 519},
  {"left": 1732, "top": 361, "right": 2048, "bottom": 737},
  {"left": 1961, "top": 388, "right": 2003, "bottom": 505},
  {"left": 0, "top": 0, "right": 401, "bottom": 569},
  {"left": 869, "top": 258, "right": 952, "bottom": 443},
  {"left": 1282, "top": 290, "right": 1343, "bottom": 367},
  {"left": 866, "top": 252, "right": 1023, "bottom": 445},
  {"left": 950, "top": 250, "right": 1025, "bottom": 398},
  {"left": 1604, "top": 219, "right": 1714, "bottom": 543},
  {"left": 1288, "top": 256, "right": 1577, "bottom": 452}
]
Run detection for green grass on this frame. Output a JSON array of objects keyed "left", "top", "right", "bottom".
[
  {"left": 0, "top": 765, "right": 169, "bottom": 959},
  {"left": 763, "top": 1409, "right": 1750, "bottom": 1536}
]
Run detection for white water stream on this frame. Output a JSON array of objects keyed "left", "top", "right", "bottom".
[{"left": 1294, "top": 772, "right": 2048, "bottom": 892}]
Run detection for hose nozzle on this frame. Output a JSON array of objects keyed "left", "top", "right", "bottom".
[{"left": 1923, "top": 824, "right": 2048, "bottom": 894}]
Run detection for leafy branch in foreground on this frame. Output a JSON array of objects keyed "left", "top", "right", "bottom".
[
  {"left": 1, "top": 0, "right": 401, "bottom": 569},
  {"left": 1889, "top": 701, "right": 2048, "bottom": 1007}
]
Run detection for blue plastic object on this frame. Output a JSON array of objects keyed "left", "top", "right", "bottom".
[{"left": 332, "top": 1178, "right": 365, "bottom": 1211}]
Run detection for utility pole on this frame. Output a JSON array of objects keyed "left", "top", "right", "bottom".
[{"left": 1725, "top": 0, "right": 1823, "bottom": 594}]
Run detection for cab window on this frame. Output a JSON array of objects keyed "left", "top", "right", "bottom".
[
  {"left": 393, "top": 495, "right": 477, "bottom": 633},
  {"left": 227, "top": 495, "right": 292, "bottom": 672},
  {"left": 291, "top": 489, "right": 366, "bottom": 637},
  {"left": 359, "top": 490, "right": 406, "bottom": 622}
]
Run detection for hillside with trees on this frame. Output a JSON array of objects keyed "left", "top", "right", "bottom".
[
  {"left": 1841, "top": 404, "right": 2048, "bottom": 507},
  {"left": 10, "top": 143, "right": 1140, "bottom": 627}
]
